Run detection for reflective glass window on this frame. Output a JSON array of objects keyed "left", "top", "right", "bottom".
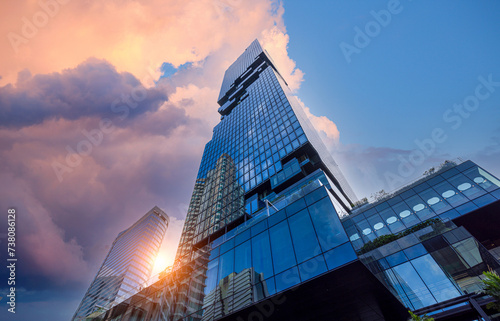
[
  {"left": 269, "top": 220, "right": 296, "bottom": 274},
  {"left": 367, "top": 213, "right": 391, "bottom": 237},
  {"left": 392, "top": 201, "right": 420, "bottom": 228},
  {"left": 205, "top": 259, "right": 219, "bottom": 295},
  {"left": 234, "top": 228, "right": 251, "bottom": 246},
  {"left": 391, "top": 262, "right": 437, "bottom": 309},
  {"left": 220, "top": 238, "right": 234, "bottom": 254},
  {"left": 379, "top": 207, "right": 404, "bottom": 234},
  {"left": 463, "top": 166, "right": 500, "bottom": 192},
  {"left": 432, "top": 181, "right": 468, "bottom": 207},
  {"left": 288, "top": 209, "right": 321, "bottom": 263},
  {"left": 298, "top": 255, "right": 327, "bottom": 281},
  {"left": 234, "top": 240, "right": 252, "bottom": 274},
  {"left": 405, "top": 195, "right": 435, "bottom": 221},
  {"left": 268, "top": 208, "right": 287, "bottom": 227},
  {"left": 455, "top": 201, "right": 479, "bottom": 215},
  {"left": 447, "top": 173, "right": 486, "bottom": 200},
  {"left": 386, "top": 251, "right": 407, "bottom": 267},
  {"left": 452, "top": 238, "right": 483, "bottom": 268},
  {"left": 285, "top": 198, "right": 306, "bottom": 217},
  {"left": 410, "top": 254, "right": 461, "bottom": 302},
  {"left": 218, "top": 249, "right": 234, "bottom": 283},
  {"left": 419, "top": 188, "right": 451, "bottom": 214},
  {"left": 323, "top": 242, "right": 357, "bottom": 270},
  {"left": 275, "top": 266, "right": 300, "bottom": 293},
  {"left": 308, "top": 198, "right": 348, "bottom": 251},
  {"left": 304, "top": 187, "right": 327, "bottom": 206},
  {"left": 251, "top": 230, "right": 274, "bottom": 278},
  {"left": 472, "top": 194, "right": 496, "bottom": 207},
  {"left": 404, "top": 243, "right": 427, "bottom": 260},
  {"left": 251, "top": 219, "right": 268, "bottom": 237}
]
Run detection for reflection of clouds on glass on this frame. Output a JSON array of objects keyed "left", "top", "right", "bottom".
[
  {"left": 386, "top": 216, "right": 397, "bottom": 224},
  {"left": 442, "top": 190, "right": 455, "bottom": 198},
  {"left": 399, "top": 210, "right": 411, "bottom": 218},
  {"left": 458, "top": 182, "right": 471, "bottom": 191},
  {"left": 427, "top": 197, "right": 439, "bottom": 205}
]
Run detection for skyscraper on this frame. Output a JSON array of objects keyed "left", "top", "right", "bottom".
[
  {"left": 72, "top": 206, "right": 169, "bottom": 321},
  {"left": 174, "top": 39, "right": 357, "bottom": 265},
  {"left": 90, "top": 40, "right": 500, "bottom": 321}
]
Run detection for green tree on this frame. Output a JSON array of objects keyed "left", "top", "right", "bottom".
[
  {"left": 408, "top": 311, "right": 434, "bottom": 321},
  {"left": 481, "top": 270, "right": 500, "bottom": 311}
]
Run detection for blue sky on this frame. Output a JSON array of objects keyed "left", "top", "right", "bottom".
[{"left": 283, "top": 0, "right": 500, "bottom": 197}]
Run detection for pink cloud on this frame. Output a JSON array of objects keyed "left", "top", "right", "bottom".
[{"left": 0, "top": 0, "right": 314, "bottom": 290}]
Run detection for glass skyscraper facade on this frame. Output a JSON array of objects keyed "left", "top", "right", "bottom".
[
  {"left": 89, "top": 40, "right": 500, "bottom": 321},
  {"left": 72, "top": 206, "right": 169, "bottom": 321}
]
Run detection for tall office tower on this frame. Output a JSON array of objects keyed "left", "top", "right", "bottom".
[
  {"left": 90, "top": 40, "right": 500, "bottom": 321},
  {"left": 72, "top": 206, "right": 169, "bottom": 321},
  {"left": 173, "top": 39, "right": 357, "bottom": 267}
]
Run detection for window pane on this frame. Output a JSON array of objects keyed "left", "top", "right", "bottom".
[
  {"left": 308, "top": 198, "right": 348, "bottom": 251},
  {"left": 391, "top": 262, "right": 437, "bottom": 309},
  {"left": 323, "top": 242, "right": 357, "bottom": 270},
  {"left": 205, "top": 258, "right": 219, "bottom": 295},
  {"left": 235, "top": 240, "right": 252, "bottom": 273},
  {"left": 447, "top": 173, "right": 486, "bottom": 200},
  {"left": 275, "top": 266, "right": 300, "bottom": 293},
  {"left": 410, "top": 254, "right": 461, "bottom": 302},
  {"left": 269, "top": 220, "right": 296, "bottom": 274},
  {"left": 298, "top": 255, "right": 327, "bottom": 281},
  {"left": 218, "top": 249, "right": 234, "bottom": 283},
  {"left": 251, "top": 230, "right": 274, "bottom": 279},
  {"left": 288, "top": 209, "right": 321, "bottom": 263}
]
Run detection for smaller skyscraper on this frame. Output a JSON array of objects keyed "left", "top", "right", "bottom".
[{"left": 72, "top": 206, "right": 169, "bottom": 321}]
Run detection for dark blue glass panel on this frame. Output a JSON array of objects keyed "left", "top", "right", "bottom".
[
  {"left": 208, "top": 246, "right": 220, "bottom": 261},
  {"left": 413, "top": 182, "right": 430, "bottom": 193},
  {"left": 441, "top": 167, "right": 460, "bottom": 179},
  {"left": 251, "top": 230, "right": 274, "bottom": 278},
  {"left": 375, "top": 201, "right": 389, "bottom": 212},
  {"left": 264, "top": 277, "right": 276, "bottom": 296},
  {"left": 285, "top": 198, "right": 306, "bottom": 217},
  {"left": 455, "top": 160, "right": 475, "bottom": 172},
  {"left": 391, "top": 262, "right": 437, "bottom": 309},
  {"left": 251, "top": 219, "right": 268, "bottom": 237},
  {"left": 404, "top": 244, "right": 427, "bottom": 260},
  {"left": 455, "top": 202, "right": 479, "bottom": 215},
  {"left": 323, "top": 242, "right": 357, "bottom": 270},
  {"left": 218, "top": 249, "right": 234, "bottom": 282},
  {"left": 288, "top": 209, "right": 321, "bottom": 263},
  {"left": 269, "top": 220, "right": 296, "bottom": 274},
  {"left": 399, "top": 189, "right": 416, "bottom": 199},
  {"left": 378, "top": 257, "right": 390, "bottom": 270},
  {"left": 220, "top": 238, "right": 235, "bottom": 254},
  {"left": 268, "top": 208, "right": 287, "bottom": 227},
  {"left": 304, "top": 187, "right": 327, "bottom": 206},
  {"left": 308, "top": 197, "right": 348, "bottom": 251},
  {"left": 234, "top": 228, "right": 251, "bottom": 246},
  {"left": 386, "top": 251, "right": 407, "bottom": 267},
  {"left": 205, "top": 259, "right": 219, "bottom": 295},
  {"left": 472, "top": 194, "right": 496, "bottom": 207},
  {"left": 298, "top": 255, "right": 327, "bottom": 281},
  {"left": 410, "top": 254, "right": 461, "bottom": 302},
  {"left": 275, "top": 266, "right": 300, "bottom": 293},
  {"left": 235, "top": 240, "right": 252, "bottom": 273}
]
